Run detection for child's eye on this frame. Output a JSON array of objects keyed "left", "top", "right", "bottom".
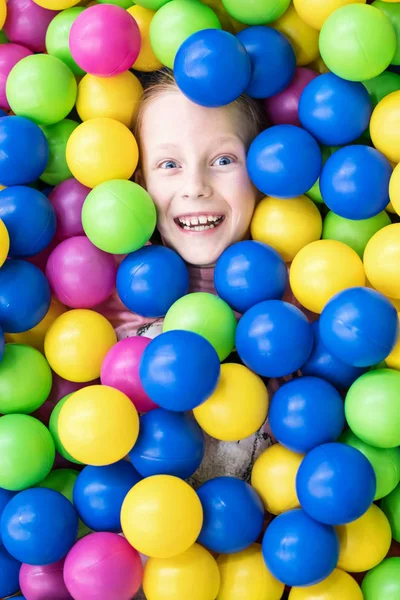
[
  {"left": 159, "top": 160, "right": 179, "bottom": 169},
  {"left": 213, "top": 156, "right": 234, "bottom": 166}
]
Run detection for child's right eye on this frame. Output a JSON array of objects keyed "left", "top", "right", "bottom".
[{"left": 159, "top": 160, "right": 179, "bottom": 169}]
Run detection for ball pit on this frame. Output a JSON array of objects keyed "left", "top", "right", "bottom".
[
  {"left": 19, "top": 560, "right": 71, "bottom": 600},
  {"left": 45, "top": 7, "right": 85, "bottom": 76}
]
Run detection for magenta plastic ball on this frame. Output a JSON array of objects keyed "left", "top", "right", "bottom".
[
  {"left": 101, "top": 337, "right": 158, "bottom": 413},
  {"left": 49, "top": 178, "right": 90, "bottom": 242},
  {"left": 46, "top": 236, "right": 116, "bottom": 308},
  {"left": 63, "top": 533, "right": 143, "bottom": 600},
  {"left": 19, "top": 560, "right": 72, "bottom": 600},
  {"left": 4, "top": 0, "right": 58, "bottom": 53},
  {"left": 69, "top": 4, "right": 141, "bottom": 76},
  {"left": 264, "top": 67, "right": 318, "bottom": 127},
  {"left": 0, "top": 44, "right": 32, "bottom": 110}
]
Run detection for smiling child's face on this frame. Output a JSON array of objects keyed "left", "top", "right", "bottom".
[{"left": 139, "top": 90, "right": 259, "bottom": 266}]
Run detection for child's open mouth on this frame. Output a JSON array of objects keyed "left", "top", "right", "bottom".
[{"left": 174, "top": 214, "right": 225, "bottom": 232}]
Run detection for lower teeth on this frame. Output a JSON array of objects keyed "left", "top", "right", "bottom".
[{"left": 183, "top": 224, "right": 215, "bottom": 231}]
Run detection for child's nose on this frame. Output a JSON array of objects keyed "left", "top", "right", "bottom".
[{"left": 181, "top": 171, "right": 212, "bottom": 200}]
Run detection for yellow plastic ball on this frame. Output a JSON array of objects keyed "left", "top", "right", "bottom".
[
  {"left": 44, "top": 309, "right": 117, "bottom": 382},
  {"left": 251, "top": 196, "right": 322, "bottom": 263},
  {"left": 0, "top": 0, "right": 6, "bottom": 30},
  {"left": 66, "top": 117, "right": 139, "bottom": 188},
  {"left": 289, "top": 240, "right": 366, "bottom": 314},
  {"left": 364, "top": 223, "right": 400, "bottom": 299},
  {"left": 33, "top": 0, "right": 80, "bottom": 7},
  {"left": 370, "top": 91, "right": 400, "bottom": 163},
  {"left": 127, "top": 6, "right": 163, "bottom": 72},
  {"left": 386, "top": 313, "right": 400, "bottom": 369},
  {"left": 193, "top": 363, "right": 269, "bottom": 442},
  {"left": 293, "top": 0, "right": 366, "bottom": 31},
  {"left": 121, "top": 475, "right": 203, "bottom": 559},
  {"left": 58, "top": 384, "right": 139, "bottom": 465},
  {"left": 76, "top": 72, "right": 143, "bottom": 128},
  {"left": 386, "top": 201, "right": 396, "bottom": 214},
  {"left": 143, "top": 543, "right": 220, "bottom": 600},
  {"left": 389, "top": 162, "right": 400, "bottom": 216},
  {"left": 251, "top": 444, "right": 303, "bottom": 515},
  {"left": 272, "top": 3, "right": 319, "bottom": 66},
  {"left": 336, "top": 504, "right": 392, "bottom": 573},
  {"left": 289, "top": 569, "right": 363, "bottom": 600},
  {"left": 307, "top": 55, "right": 330, "bottom": 74},
  {"left": 0, "top": 219, "right": 9, "bottom": 267},
  {"left": 217, "top": 543, "right": 284, "bottom": 600}
]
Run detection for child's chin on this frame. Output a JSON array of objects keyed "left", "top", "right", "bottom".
[{"left": 178, "top": 244, "right": 223, "bottom": 268}]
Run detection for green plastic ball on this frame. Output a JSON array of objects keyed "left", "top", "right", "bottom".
[
  {"left": 319, "top": 4, "right": 397, "bottom": 81},
  {"left": 98, "top": 0, "right": 134, "bottom": 7},
  {"left": 135, "top": 0, "right": 170, "bottom": 8},
  {"left": 362, "top": 558, "right": 400, "bottom": 600},
  {"left": 45, "top": 8, "right": 86, "bottom": 77},
  {"left": 345, "top": 369, "right": 400, "bottom": 449},
  {"left": 322, "top": 210, "right": 391, "bottom": 258},
  {"left": 40, "top": 119, "right": 79, "bottom": 186},
  {"left": 0, "top": 344, "right": 52, "bottom": 415},
  {"left": 49, "top": 394, "right": 83, "bottom": 465},
  {"left": 306, "top": 146, "right": 337, "bottom": 204},
  {"left": 163, "top": 292, "right": 237, "bottom": 361},
  {"left": 221, "top": 0, "right": 290, "bottom": 24},
  {"left": 381, "top": 483, "right": 400, "bottom": 542},
  {"left": 363, "top": 71, "right": 400, "bottom": 108},
  {"left": 0, "top": 30, "right": 8, "bottom": 44},
  {"left": 150, "top": 0, "right": 222, "bottom": 69},
  {"left": 6, "top": 54, "right": 77, "bottom": 126},
  {"left": 373, "top": 0, "right": 400, "bottom": 66},
  {"left": 82, "top": 180, "right": 157, "bottom": 255},
  {"left": 0, "top": 414, "right": 55, "bottom": 491}
]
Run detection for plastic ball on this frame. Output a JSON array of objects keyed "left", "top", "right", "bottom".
[
  {"left": 236, "top": 300, "right": 313, "bottom": 378},
  {"left": 49, "top": 394, "right": 83, "bottom": 464},
  {"left": 221, "top": 0, "right": 290, "bottom": 25},
  {"left": 49, "top": 178, "right": 90, "bottom": 241},
  {"left": 250, "top": 195, "right": 322, "bottom": 263},
  {"left": 193, "top": 363, "right": 269, "bottom": 442},
  {"left": 390, "top": 162, "right": 400, "bottom": 215},
  {"left": 322, "top": 210, "right": 390, "bottom": 258},
  {"left": 262, "top": 508, "right": 339, "bottom": 587},
  {"left": 364, "top": 224, "right": 400, "bottom": 299},
  {"left": 264, "top": 67, "right": 318, "bottom": 127},
  {"left": 0, "top": 186, "right": 56, "bottom": 257},
  {"left": 272, "top": 3, "right": 320, "bottom": 66},
  {"left": 370, "top": 90, "right": 400, "bottom": 163},
  {"left": 0, "top": 219, "right": 8, "bottom": 267},
  {"left": 40, "top": 119, "right": 79, "bottom": 186},
  {"left": 45, "top": 7, "right": 85, "bottom": 76},
  {"left": 66, "top": 118, "right": 138, "bottom": 189},
  {"left": 117, "top": 246, "right": 189, "bottom": 317},
  {"left": 174, "top": 29, "right": 250, "bottom": 108},
  {"left": 135, "top": 0, "right": 169, "bottom": 9},
  {"left": 46, "top": 236, "right": 117, "bottom": 308},
  {"left": 381, "top": 483, "right": 400, "bottom": 542},
  {"left": 0, "top": 546, "right": 21, "bottom": 598},
  {"left": 58, "top": 385, "right": 139, "bottom": 465},
  {"left": 362, "top": 558, "right": 400, "bottom": 600},
  {"left": 296, "top": 442, "right": 376, "bottom": 525},
  {"left": 0, "top": 116, "right": 49, "bottom": 186},
  {"left": 6, "top": 54, "right": 77, "bottom": 126},
  {"left": 289, "top": 568, "right": 363, "bottom": 600},
  {"left": 363, "top": 71, "right": 400, "bottom": 108},
  {"left": 4, "top": 0, "right": 58, "bottom": 53},
  {"left": 64, "top": 532, "right": 143, "bottom": 600},
  {"left": 247, "top": 125, "right": 321, "bottom": 198},
  {"left": 76, "top": 71, "right": 143, "bottom": 128},
  {"left": 214, "top": 240, "right": 288, "bottom": 313},
  {"left": 0, "top": 487, "right": 14, "bottom": 523},
  {"left": 373, "top": 1, "right": 400, "bottom": 66},
  {"left": 163, "top": 292, "right": 237, "bottom": 361},
  {"left": 319, "top": 4, "right": 396, "bottom": 81},
  {"left": 19, "top": 560, "right": 71, "bottom": 600},
  {"left": 0, "top": 43, "right": 32, "bottom": 110},
  {"left": 143, "top": 543, "right": 220, "bottom": 600},
  {"left": 293, "top": 0, "right": 366, "bottom": 30},
  {"left": 128, "top": 5, "right": 163, "bottom": 72},
  {"left": 121, "top": 475, "right": 203, "bottom": 558},
  {"left": 44, "top": 309, "right": 117, "bottom": 382},
  {"left": 386, "top": 312, "right": 400, "bottom": 370}
]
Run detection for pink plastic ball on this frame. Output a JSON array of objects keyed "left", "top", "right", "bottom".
[
  {"left": 264, "top": 67, "right": 318, "bottom": 127},
  {"left": 4, "top": 0, "right": 58, "bottom": 53},
  {"left": 0, "top": 43, "right": 32, "bottom": 110},
  {"left": 69, "top": 4, "right": 141, "bottom": 77},
  {"left": 46, "top": 236, "right": 116, "bottom": 308},
  {"left": 101, "top": 337, "right": 157, "bottom": 413},
  {"left": 19, "top": 560, "right": 72, "bottom": 600},
  {"left": 64, "top": 533, "right": 143, "bottom": 600},
  {"left": 49, "top": 178, "right": 90, "bottom": 242}
]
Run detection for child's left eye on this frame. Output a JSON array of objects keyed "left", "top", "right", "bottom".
[
  {"left": 213, "top": 156, "right": 233, "bottom": 166},
  {"left": 160, "top": 160, "right": 178, "bottom": 169}
]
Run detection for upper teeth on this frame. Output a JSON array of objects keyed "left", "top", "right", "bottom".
[{"left": 178, "top": 215, "right": 221, "bottom": 226}]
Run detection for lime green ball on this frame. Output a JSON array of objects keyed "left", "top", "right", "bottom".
[
  {"left": 0, "top": 344, "right": 52, "bottom": 415},
  {"left": 222, "top": 0, "right": 290, "bottom": 24},
  {"left": 373, "top": 1, "right": 400, "bottom": 66},
  {"left": 150, "top": 0, "right": 221, "bottom": 69},
  {"left": 0, "top": 30, "right": 8, "bottom": 44},
  {"left": 98, "top": 0, "right": 134, "bottom": 7},
  {"left": 6, "top": 54, "right": 77, "bottom": 125},
  {"left": 340, "top": 429, "right": 400, "bottom": 500},
  {"left": 0, "top": 415, "right": 55, "bottom": 491},
  {"left": 82, "top": 180, "right": 157, "bottom": 254},
  {"left": 163, "top": 292, "right": 237, "bottom": 361},
  {"left": 49, "top": 394, "right": 83, "bottom": 465},
  {"left": 362, "top": 558, "right": 400, "bottom": 600},
  {"left": 135, "top": 0, "right": 170, "bottom": 7},
  {"left": 363, "top": 71, "right": 400, "bottom": 108},
  {"left": 345, "top": 369, "right": 400, "bottom": 449},
  {"left": 319, "top": 4, "right": 397, "bottom": 81},
  {"left": 306, "top": 146, "right": 337, "bottom": 204},
  {"left": 322, "top": 210, "right": 391, "bottom": 258},
  {"left": 40, "top": 119, "right": 79, "bottom": 186},
  {"left": 381, "top": 483, "right": 400, "bottom": 542},
  {"left": 45, "top": 8, "right": 86, "bottom": 77}
]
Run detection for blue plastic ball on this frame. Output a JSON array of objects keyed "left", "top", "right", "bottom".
[
  {"left": 269, "top": 376, "right": 345, "bottom": 454},
  {"left": 235, "top": 300, "right": 313, "bottom": 378},
  {"left": 0, "top": 110, "right": 7, "bottom": 118},
  {"left": 214, "top": 240, "right": 288, "bottom": 313},
  {"left": 1, "top": 488, "right": 78, "bottom": 565},
  {"left": 299, "top": 73, "right": 372, "bottom": 146},
  {"left": 0, "top": 488, "right": 14, "bottom": 544},
  {"left": 0, "top": 116, "right": 49, "bottom": 186},
  {"left": 0, "top": 260, "right": 51, "bottom": 333},
  {"left": 174, "top": 29, "right": 251, "bottom": 107},
  {"left": 0, "top": 186, "right": 56, "bottom": 257},
  {"left": 319, "top": 287, "right": 398, "bottom": 368},
  {"left": 139, "top": 329, "right": 220, "bottom": 411},
  {"left": 116, "top": 245, "right": 189, "bottom": 318},
  {"left": 236, "top": 26, "right": 296, "bottom": 99},
  {"left": 73, "top": 461, "right": 141, "bottom": 533},
  {"left": 247, "top": 125, "right": 322, "bottom": 198},
  {"left": 262, "top": 508, "right": 339, "bottom": 587},
  {"left": 320, "top": 145, "right": 392, "bottom": 219},
  {"left": 197, "top": 476, "right": 264, "bottom": 554},
  {"left": 129, "top": 409, "right": 205, "bottom": 479},
  {"left": 296, "top": 442, "right": 376, "bottom": 526},
  {"left": 0, "top": 546, "right": 21, "bottom": 597}
]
